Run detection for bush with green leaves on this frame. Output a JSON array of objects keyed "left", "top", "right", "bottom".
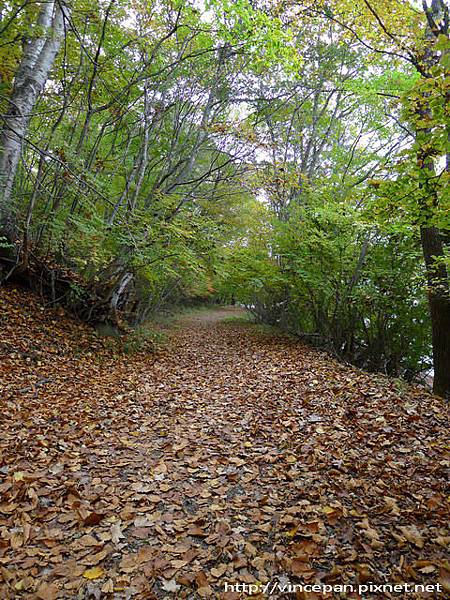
[{"left": 215, "top": 192, "right": 431, "bottom": 378}]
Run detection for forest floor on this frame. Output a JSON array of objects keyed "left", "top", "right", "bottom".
[{"left": 0, "top": 285, "right": 448, "bottom": 600}]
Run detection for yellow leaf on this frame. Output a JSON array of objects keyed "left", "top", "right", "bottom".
[
  {"left": 286, "top": 525, "right": 299, "bottom": 538},
  {"left": 248, "top": 581, "right": 262, "bottom": 595},
  {"left": 322, "top": 506, "right": 335, "bottom": 515},
  {"left": 83, "top": 566, "right": 105, "bottom": 580},
  {"left": 13, "top": 471, "right": 25, "bottom": 481}
]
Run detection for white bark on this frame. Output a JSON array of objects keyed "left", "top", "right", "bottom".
[
  {"left": 0, "top": 0, "right": 70, "bottom": 237},
  {"left": 110, "top": 271, "right": 134, "bottom": 323}
]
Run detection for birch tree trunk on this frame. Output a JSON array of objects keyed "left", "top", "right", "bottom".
[{"left": 0, "top": 0, "right": 69, "bottom": 241}]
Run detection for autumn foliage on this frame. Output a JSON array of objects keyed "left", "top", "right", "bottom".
[{"left": 0, "top": 286, "right": 448, "bottom": 598}]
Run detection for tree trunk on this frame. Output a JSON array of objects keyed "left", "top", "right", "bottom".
[
  {"left": 420, "top": 227, "right": 450, "bottom": 397},
  {"left": 0, "top": 0, "right": 69, "bottom": 242},
  {"left": 416, "top": 0, "right": 450, "bottom": 397}
]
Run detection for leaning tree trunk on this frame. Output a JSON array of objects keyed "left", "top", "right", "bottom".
[{"left": 0, "top": 0, "right": 69, "bottom": 244}]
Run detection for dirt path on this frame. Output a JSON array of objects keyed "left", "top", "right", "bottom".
[
  {"left": 1, "top": 292, "right": 448, "bottom": 599},
  {"left": 176, "top": 305, "right": 245, "bottom": 324}
]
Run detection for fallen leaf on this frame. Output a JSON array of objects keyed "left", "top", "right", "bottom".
[
  {"left": 82, "top": 566, "right": 105, "bottom": 580},
  {"left": 161, "top": 578, "right": 180, "bottom": 592},
  {"left": 111, "top": 521, "right": 125, "bottom": 545},
  {"left": 36, "top": 583, "right": 59, "bottom": 600},
  {"left": 397, "top": 525, "right": 424, "bottom": 549}
]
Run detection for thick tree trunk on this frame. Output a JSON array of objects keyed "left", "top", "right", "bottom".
[
  {"left": 418, "top": 0, "right": 450, "bottom": 397},
  {"left": 420, "top": 227, "right": 450, "bottom": 397},
  {"left": 0, "top": 1, "right": 69, "bottom": 242}
]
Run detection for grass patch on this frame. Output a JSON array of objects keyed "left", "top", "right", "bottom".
[
  {"left": 98, "top": 323, "right": 166, "bottom": 355},
  {"left": 152, "top": 303, "right": 226, "bottom": 326},
  {"left": 121, "top": 325, "right": 166, "bottom": 354},
  {"left": 221, "top": 313, "right": 254, "bottom": 325}
]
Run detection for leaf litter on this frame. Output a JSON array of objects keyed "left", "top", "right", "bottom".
[{"left": 0, "top": 286, "right": 448, "bottom": 598}]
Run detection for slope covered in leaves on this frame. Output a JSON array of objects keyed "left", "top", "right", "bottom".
[{"left": 0, "top": 286, "right": 448, "bottom": 599}]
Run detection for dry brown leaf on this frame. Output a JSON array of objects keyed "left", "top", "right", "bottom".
[
  {"left": 397, "top": 525, "right": 424, "bottom": 549},
  {"left": 36, "top": 583, "right": 59, "bottom": 600},
  {"left": 1, "top": 288, "right": 447, "bottom": 600}
]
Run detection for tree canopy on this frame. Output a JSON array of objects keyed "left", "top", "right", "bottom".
[{"left": 0, "top": 0, "right": 448, "bottom": 395}]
